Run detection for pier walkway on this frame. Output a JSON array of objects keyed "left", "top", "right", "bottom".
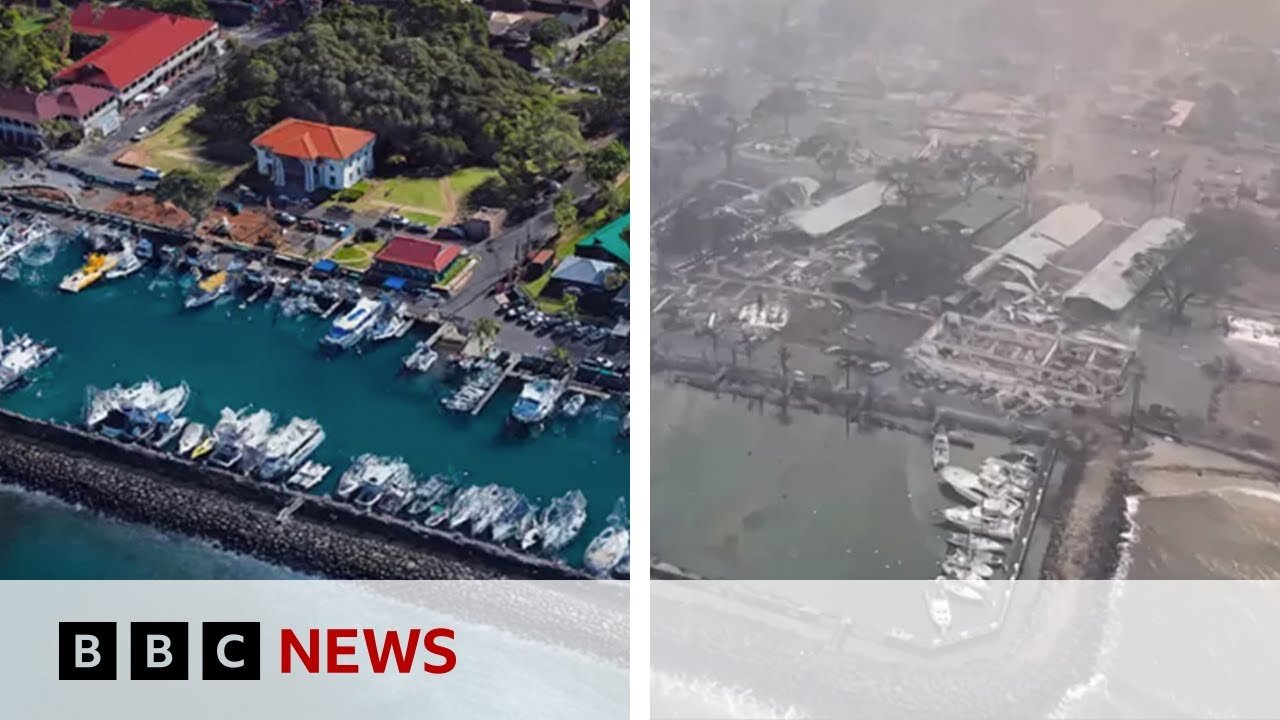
[
  {"left": 509, "top": 369, "right": 612, "bottom": 400},
  {"left": 470, "top": 353, "right": 522, "bottom": 416},
  {"left": 277, "top": 496, "right": 305, "bottom": 523}
]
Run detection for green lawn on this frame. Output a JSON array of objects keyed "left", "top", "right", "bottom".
[
  {"left": 125, "top": 107, "right": 245, "bottom": 184},
  {"left": 401, "top": 210, "right": 442, "bottom": 226},
  {"left": 331, "top": 239, "right": 385, "bottom": 271},
  {"left": 377, "top": 176, "right": 447, "bottom": 210},
  {"left": 449, "top": 167, "right": 499, "bottom": 199}
]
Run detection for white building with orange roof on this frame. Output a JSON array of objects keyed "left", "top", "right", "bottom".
[{"left": 250, "top": 118, "right": 376, "bottom": 194}]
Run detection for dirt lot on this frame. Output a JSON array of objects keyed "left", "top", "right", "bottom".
[
  {"left": 106, "top": 195, "right": 194, "bottom": 230},
  {"left": 199, "top": 207, "right": 283, "bottom": 249},
  {"left": 1217, "top": 382, "right": 1280, "bottom": 447}
]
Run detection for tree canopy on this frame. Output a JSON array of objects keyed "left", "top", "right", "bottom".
[
  {"left": 195, "top": 0, "right": 583, "bottom": 177},
  {"left": 586, "top": 140, "right": 628, "bottom": 188},
  {"left": 530, "top": 17, "right": 569, "bottom": 47},
  {"left": 154, "top": 168, "right": 221, "bottom": 219},
  {"left": 0, "top": 4, "right": 70, "bottom": 92},
  {"left": 566, "top": 40, "right": 629, "bottom": 132}
]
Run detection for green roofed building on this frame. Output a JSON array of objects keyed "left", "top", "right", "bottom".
[{"left": 575, "top": 213, "right": 630, "bottom": 266}]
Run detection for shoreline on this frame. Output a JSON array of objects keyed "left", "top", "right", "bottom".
[{"left": 0, "top": 408, "right": 588, "bottom": 580}]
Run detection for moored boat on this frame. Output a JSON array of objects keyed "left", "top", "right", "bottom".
[
  {"left": 184, "top": 270, "right": 230, "bottom": 309},
  {"left": 323, "top": 297, "right": 383, "bottom": 348},
  {"left": 287, "top": 460, "right": 331, "bottom": 490},
  {"left": 931, "top": 431, "right": 950, "bottom": 470},
  {"left": 583, "top": 525, "right": 629, "bottom": 576},
  {"left": 60, "top": 253, "right": 118, "bottom": 293}
]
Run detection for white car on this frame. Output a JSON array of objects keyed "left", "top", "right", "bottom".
[{"left": 131, "top": 126, "right": 150, "bottom": 142}]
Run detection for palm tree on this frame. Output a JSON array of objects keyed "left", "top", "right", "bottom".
[
  {"left": 742, "top": 334, "right": 756, "bottom": 367},
  {"left": 550, "top": 345, "right": 571, "bottom": 365},
  {"left": 472, "top": 317, "right": 501, "bottom": 345},
  {"left": 777, "top": 343, "right": 791, "bottom": 379},
  {"left": 562, "top": 292, "right": 579, "bottom": 320},
  {"left": 834, "top": 353, "right": 858, "bottom": 391},
  {"left": 1124, "top": 359, "right": 1146, "bottom": 443}
]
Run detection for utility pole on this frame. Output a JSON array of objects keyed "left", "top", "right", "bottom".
[{"left": 1125, "top": 363, "right": 1145, "bottom": 444}]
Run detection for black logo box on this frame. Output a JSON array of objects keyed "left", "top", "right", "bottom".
[{"left": 58, "top": 622, "right": 261, "bottom": 681}]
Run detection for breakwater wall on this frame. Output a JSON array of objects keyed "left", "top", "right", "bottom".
[{"left": 0, "top": 409, "right": 588, "bottom": 580}]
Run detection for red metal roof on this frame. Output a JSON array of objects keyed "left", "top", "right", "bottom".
[
  {"left": 376, "top": 236, "right": 462, "bottom": 274},
  {"left": 251, "top": 118, "right": 377, "bottom": 161},
  {"left": 54, "top": 4, "right": 218, "bottom": 91},
  {"left": 0, "top": 84, "right": 115, "bottom": 124}
]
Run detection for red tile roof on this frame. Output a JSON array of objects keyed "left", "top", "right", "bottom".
[
  {"left": 54, "top": 4, "right": 218, "bottom": 91},
  {"left": 376, "top": 236, "right": 462, "bottom": 274},
  {"left": 0, "top": 84, "right": 116, "bottom": 124},
  {"left": 251, "top": 118, "right": 377, "bottom": 161}
]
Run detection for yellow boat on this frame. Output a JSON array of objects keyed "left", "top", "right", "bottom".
[
  {"left": 190, "top": 436, "right": 216, "bottom": 460},
  {"left": 185, "top": 271, "right": 229, "bottom": 309},
  {"left": 59, "top": 253, "right": 118, "bottom": 293}
]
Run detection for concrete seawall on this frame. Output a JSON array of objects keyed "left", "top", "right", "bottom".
[{"left": 0, "top": 409, "right": 588, "bottom": 580}]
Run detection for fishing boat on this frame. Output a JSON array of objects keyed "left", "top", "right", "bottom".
[
  {"left": 370, "top": 303, "right": 413, "bottom": 342},
  {"left": 938, "top": 465, "right": 986, "bottom": 505},
  {"left": 60, "top": 253, "right": 118, "bottom": 293},
  {"left": 99, "top": 406, "right": 156, "bottom": 442},
  {"left": 255, "top": 417, "right": 326, "bottom": 480},
  {"left": 944, "top": 532, "right": 1007, "bottom": 554},
  {"left": 374, "top": 473, "right": 416, "bottom": 515},
  {"left": 177, "top": 422, "right": 207, "bottom": 457},
  {"left": 184, "top": 270, "right": 230, "bottom": 309},
  {"left": 208, "top": 408, "right": 274, "bottom": 469},
  {"left": 926, "top": 584, "right": 952, "bottom": 633},
  {"left": 149, "top": 414, "right": 188, "bottom": 449},
  {"left": 446, "top": 485, "right": 485, "bottom": 529},
  {"left": 472, "top": 486, "right": 517, "bottom": 536},
  {"left": 287, "top": 461, "right": 331, "bottom": 490},
  {"left": 511, "top": 378, "right": 563, "bottom": 425},
  {"left": 491, "top": 496, "right": 531, "bottom": 543},
  {"left": 560, "top": 393, "right": 586, "bottom": 418},
  {"left": 0, "top": 219, "right": 49, "bottom": 271},
  {"left": 931, "top": 430, "right": 950, "bottom": 470},
  {"left": 942, "top": 506, "right": 1016, "bottom": 540},
  {"left": 422, "top": 496, "right": 453, "bottom": 528},
  {"left": 0, "top": 334, "right": 57, "bottom": 392},
  {"left": 583, "top": 525, "right": 630, "bottom": 576},
  {"left": 322, "top": 297, "right": 383, "bottom": 348},
  {"left": 105, "top": 249, "right": 143, "bottom": 280},
  {"left": 541, "top": 490, "right": 588, "bottom": 552},
  {"left": 518, "top": 507, "right": 543, "bottom": 550},
  {"left": 406, "top": 475, "right": 453, "bottom": 516},
  {"left": 402, "top": 342, "right": 438, "bottom": 373},
  {"left": 135, "top": 238, "right": 154, "bottom": 261}
]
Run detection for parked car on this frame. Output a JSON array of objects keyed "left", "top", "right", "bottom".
[
  {"left": 405, "top": 222, "right": 432, "bottom": 234},
  {"left": 275, "top": 212, "right": 298, "bottom": 225},
  {"left": 131, "top": 126, "right": 150, "bottom": 142},
  {"left": 298, "top": 218, "right": 321, "bottom": 232},
  {"left": 139, "top": 167, "right": 163, "bottom": 181},
  {"left": 378, "top": 213, "right": 409, "bottom": 228}
]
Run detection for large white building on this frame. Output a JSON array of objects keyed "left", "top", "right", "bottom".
[{"left": 251, "top": 118, "right": 377, "bottom": 195}]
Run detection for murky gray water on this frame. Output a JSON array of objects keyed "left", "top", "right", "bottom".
[{"left": 652, "top": 380, "right": 1016, "bottom": 579}]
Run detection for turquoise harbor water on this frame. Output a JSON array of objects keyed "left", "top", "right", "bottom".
[{"left": 0, "top": 235, "right": 628, "bottom": 578}]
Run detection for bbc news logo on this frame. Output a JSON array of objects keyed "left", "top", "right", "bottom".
[{"left": 58, "top": 622, "right": 456, "bottom": 680}]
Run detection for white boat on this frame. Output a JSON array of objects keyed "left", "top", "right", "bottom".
[
  {"left": 511, "top": 378, "right": 562, "bottom": 424},
  {"left": 447, "top": 485, "right": 486, "bottom": 529},
  {"left": 541, "top": 490, "right": 588, "bottom": 552},
  {"left": 84, "top": 379, "right": 167, "bottom": 428},
  {"left": 0, "top": 219, "right": 50, "bottom": 270},
  {"left": 619, "top": 412, "right": 629, "bottom": 437},
  {"left": 105, "top": 250, "right": 143, "bottom": 280},
  {"left": 979, "top": 495, "right": 1023, "bottom": 520},
  {"left": 370, "top": 303, "right": 413, "bottom": 342},
  {"left": 931, "top": 431, "right": 950, "bottom": 470},
  {"left": 323, "top": 297, "right": 383, "bottom": 348},
  {"left": 0, "top": 334, "right": 57, "bottom": 392},
  {"left": 287, "top": 460, "right": 331, "bottom": 490},
  {"left": 942, "top": 506, "right": 1016, "bottom": 540},
  {"left": 184, "top": 271, "right": 229, "bottom": 309},
  {"left": 938, "top": 465, "right": 986, "bottom": 505},
  {"left": 150, "top": 415, "right": 188, "bottom": 449},
  {"left": 256, "top": 417, "right": 326, "bottom": 480},
  {"left": 402, "top": 342, "right": 438, "bottom": 372},
  {"left": 583, "top": 525, "right": 629, "bottom": 575},
  {"left": 944, "top": 532, "right": 1007, "bottom": 554},
  {"left": 560, "top": 393, "right": 586, "bottom": 418},
  {"left": 926, "top": 584, "right": 952, "bottom": 633},
  {"left": 151, "top": 382, "right": 190, "bottom": 417},
  {"left": 209, "top": 408, "right": 274, "bottom": 469},
  {"left": 518, "top": 508, "right": 543, "bottom": 550},
  {"left": 177, "top": 422, "right": 206, "bottom": 457}
]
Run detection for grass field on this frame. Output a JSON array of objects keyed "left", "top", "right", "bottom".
[
  {"left": 331, "top": 239, "right": 385, "bottom": 271},
  {"left": 123, "top": 107, "right": 246, "bottom": 185},
  {"left": 448, "top": 167, "right": 499, "bottom": 198},
  {"left": 330, "top": 167, "right": 498, "bottom": 224},
  {"left": 377, "top": 175, "right": 446, "bottom": 209},
  {"left": 401, "top": 210, "right": 442, "bottom": 226}
]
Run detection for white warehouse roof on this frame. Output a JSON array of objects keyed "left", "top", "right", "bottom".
[
  {"left": 786, "top": 180, "right": 890, "bottom": 237},
  {"left": 1064, "top": 217, "right": 1185, "bottom": 313},
  {"left": 964, "top": 203, "right": 1103, "bottom": 284}
]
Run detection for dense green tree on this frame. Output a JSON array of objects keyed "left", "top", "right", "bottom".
[
  {"left": 530, "top": 17, "right": 570, "bottom": 47},
  {"left": 553, "top": 190, "right": 578, "bottom": 231},
  {"left": 566, "top": 41, "right": 628, "bottom": 130},
  {"left": 0, "top": 4, "right": 70, "bottom": 92},
  {"left": 154, "top": 168, "right": 221, "bottom": 219},
  {"left": 585, "top": 140, "right": 628, "bottom": 188},
  {"left": 195, "top": 0, "right": 582, "bottom": 177}
]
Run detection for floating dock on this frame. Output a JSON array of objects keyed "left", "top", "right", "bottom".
[{"left": 470, "top": 353, "right": 522, "bottom": 416}]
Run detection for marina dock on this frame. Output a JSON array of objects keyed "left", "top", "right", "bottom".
[
  {"left": 471, "top": 353, "right": 522, "bottom": 416},
  {"left": 509, "top": 368, "right": 612, "bottom": 400}
]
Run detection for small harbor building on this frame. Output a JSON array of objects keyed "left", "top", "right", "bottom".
[
  {"left": 785, "top": 180, "right": 891, "bottom": 239},
  {"left": 546, "top": 256, "right": 625, "bottom": 315},
  {"left": 575, "top": 213, "right": 630, "bottom": 266},
  {"left": 963, "top": 203, "right": 1104, "bottom": 286},
  {"left": 0, "top": 85, "right": 119, "bottom": 150},
  {"left": 251, "top": 118, "right": 376, "bottom": 194},
  {"left": 370, "top": 236, "right": 463, "bottom": 289}
]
